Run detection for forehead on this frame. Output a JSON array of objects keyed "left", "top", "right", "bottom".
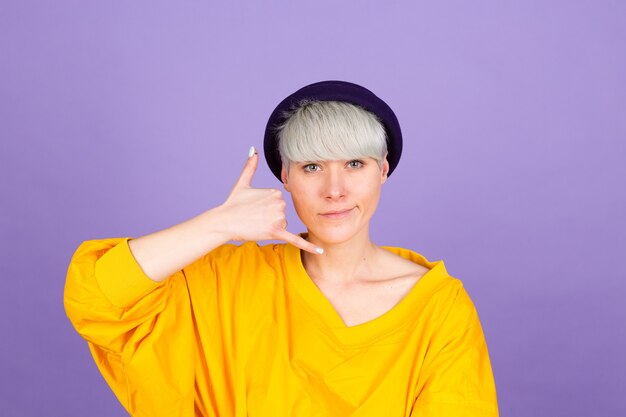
[{"left": 289, "top": 156, "right": 379, "bottom": 164}]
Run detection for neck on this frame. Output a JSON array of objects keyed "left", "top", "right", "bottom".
[{"left": 301, "top": 228, "right": 379, "bottom": 284}]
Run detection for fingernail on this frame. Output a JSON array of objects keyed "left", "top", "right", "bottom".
[
  {"left": 315, "top": 247, "right": 324, "bottom": 254},
  {"left": 248, "top": 146, "right": 255, "bottom": 158}
]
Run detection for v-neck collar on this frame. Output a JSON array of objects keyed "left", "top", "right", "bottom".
[{"left": 281, "top": 241, "right": 451, "bottom": 347}]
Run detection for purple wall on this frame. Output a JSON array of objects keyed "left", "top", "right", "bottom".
[{"left": 1, "top": 1, "right": 624, "bottom": 416}]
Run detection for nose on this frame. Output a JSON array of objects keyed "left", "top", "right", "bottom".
[{"left": 322, "top": 168, "right": 346, "bottom": 200}]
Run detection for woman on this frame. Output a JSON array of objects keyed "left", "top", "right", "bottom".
[{"left": 65, "top": 81, "right": 498, "bottom": 416}]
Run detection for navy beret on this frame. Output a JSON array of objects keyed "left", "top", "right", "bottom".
[{"left": 263, "top": 80, "right": 403, "bottom": 181}]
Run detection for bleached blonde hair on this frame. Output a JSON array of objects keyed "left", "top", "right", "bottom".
[{"left": 276, "top": 100, "right": 387, "bottom": 171}]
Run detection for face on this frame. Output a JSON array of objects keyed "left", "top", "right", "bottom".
[{"left": 281, "top": 156, "right": 389, "bottom": 246}]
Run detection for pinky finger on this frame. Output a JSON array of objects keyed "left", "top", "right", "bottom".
[{"left": 275, "top": 230, "right": 324, "bottom": 255}]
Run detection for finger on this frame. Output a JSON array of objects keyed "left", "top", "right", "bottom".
[
  {"left": 234, "top": 146, "right": 259, "bottom": 189},
  {"left": 275, "top": 230, "right": 324, "bottom": 255}
]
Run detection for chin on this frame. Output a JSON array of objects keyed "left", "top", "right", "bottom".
[{"left": 306, "top": 223, "right": 364, "bottom": 246}]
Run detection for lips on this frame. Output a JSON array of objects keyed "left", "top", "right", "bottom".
[{"left": 320, "top": 208, "right": 354, "bottom": 218}]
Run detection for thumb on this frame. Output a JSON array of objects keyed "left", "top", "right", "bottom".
[{"left": 234, "top": 146, "right": 259, "bottom": 189}]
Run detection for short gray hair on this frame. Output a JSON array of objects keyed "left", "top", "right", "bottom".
[{"left": 276, "top": 100, "right": 387, "bottom": 170}]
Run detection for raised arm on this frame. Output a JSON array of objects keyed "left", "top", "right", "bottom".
[
  {"left": 127, "top": 146, "right": 322, "bottom": 282},
  {"left": 63, "top": 147, "right": 323, "bottom": 415}
]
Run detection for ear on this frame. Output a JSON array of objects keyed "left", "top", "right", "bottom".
[
  {"left": 380, "top": 154, "right": 390, "bottom": 184},
  {"left": 281, "top": 164, "right": 290, "bottom": 191}
]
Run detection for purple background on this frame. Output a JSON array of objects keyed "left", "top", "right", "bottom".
[{"left": 1, "top": 1, "right": 625, "bottom": 416}]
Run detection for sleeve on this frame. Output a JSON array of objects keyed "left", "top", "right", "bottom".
[
  {"left": 64, "top": 237, "right": 201, "bottom": 417},
  {"left": 412, "top": 282, "right": 499, "bottom": 416}
]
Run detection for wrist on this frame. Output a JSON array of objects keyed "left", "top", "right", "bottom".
[{"left": 199, "top": 205, "right": 235, "bottom": 243}]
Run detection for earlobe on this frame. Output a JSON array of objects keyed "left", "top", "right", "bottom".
[
  {"left": 281, "top": 165, "right": 290, "bottom": 190},
  {"left": 380, "top": 155, "right": 390, "bottom": 184}
]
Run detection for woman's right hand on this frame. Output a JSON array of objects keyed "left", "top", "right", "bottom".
[
  {"left": 127, "top": 146, "right": 321, "bottom": 283},
  {"left": 216, "top": 147, "right": 323, "bottom": 255}
]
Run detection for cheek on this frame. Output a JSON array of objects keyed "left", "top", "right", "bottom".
[
  {"left": 290, "top": 178, "right": 318, "bottom": 198},
  {"left": 289, "top": 186, "right": 315, "bottom": 214},
  {"left": 358, "top": 182, "right": 382, "bottom": 206}
]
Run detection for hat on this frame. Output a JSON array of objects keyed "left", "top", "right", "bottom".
[{"left": 263, "top": 80, "right": 403, "bottom": 181}]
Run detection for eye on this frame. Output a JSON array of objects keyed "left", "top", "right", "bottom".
[
  {"left": 303, "top": 163, "right": 321, "bottom": 172},
  {"left": 347, "top": 160, "right": 364, "bottom": 168}
]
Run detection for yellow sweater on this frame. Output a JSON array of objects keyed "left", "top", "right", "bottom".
[{"left": 64, "top": 237, "right": 498, "bottom": 416}]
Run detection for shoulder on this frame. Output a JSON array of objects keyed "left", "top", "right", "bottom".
[
  {"left": 379, "top": 245, "right": 437, "bottom": 270},
  {"left": 377, "top": 245, "right": 450, "bottom": 284},
  {"left": 187, "top": 241, "right": 286, "bottom": 278},
  {"left": 378, "top": 246, "right": 483, "bottom": 328},
  {"left": 195, "top": 241, "right": 279, "bottom": 262},
  {"left": 181, "top": 242, "right": 288, "bottom": 301},
  {"left": 378, "top": 244, "right": 470, "bottom": 300},
  {"left": 378, "top": 247, "right": 430, "bottom": 279}
]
